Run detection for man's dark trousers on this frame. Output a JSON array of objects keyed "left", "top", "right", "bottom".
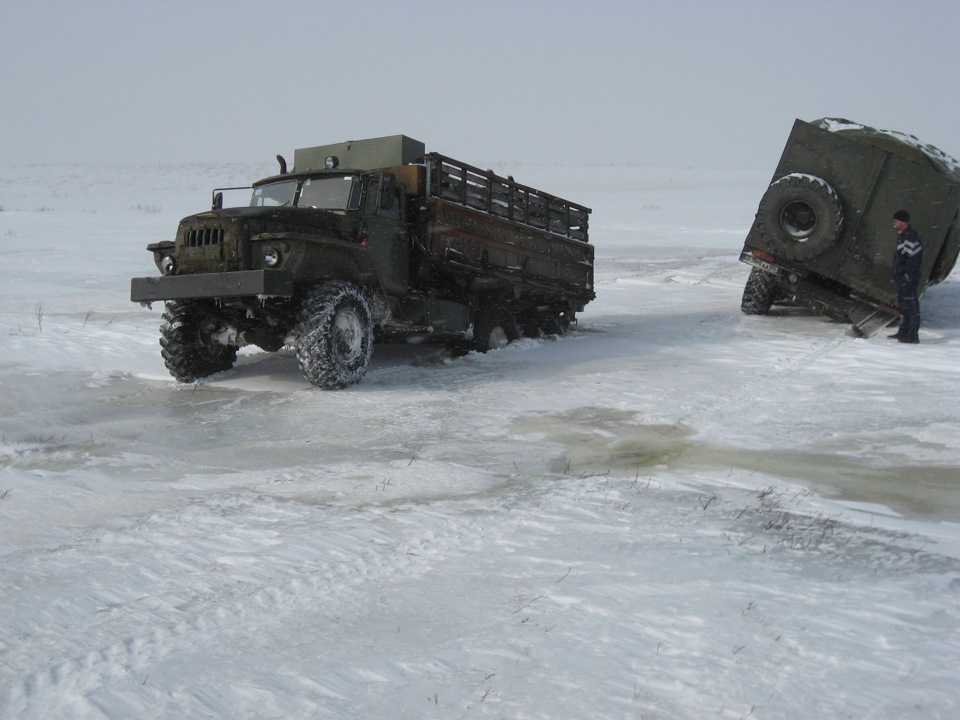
[{"left": 896, "top": 278, "right": 920, "bottom": 341}]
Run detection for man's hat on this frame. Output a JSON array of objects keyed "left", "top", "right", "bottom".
[{"left": 893, "top": 210, "right": 911, "bottom": 222}]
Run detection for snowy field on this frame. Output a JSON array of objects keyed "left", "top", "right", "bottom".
[{"left": 1, "top": 161, "right": 959, "bottom": 719}]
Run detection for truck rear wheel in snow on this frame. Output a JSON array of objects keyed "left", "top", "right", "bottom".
[
  {"left": 522, "top": 311, "right": 564, "bottom": 338},
  {"left": 159, "top": 300, "right": 238, "bottom": 382},
  {"left": 757, "top": 174, "right": 843, "bottom": 260},
  {"left": 740, "top": 267, "right": 780, "bottom": 315},
  {"left": 472, "top": 304, "right": 518, "bottom": 351},
  {"left": 295, "top": 281, "right": 373, "bottom": 389}
]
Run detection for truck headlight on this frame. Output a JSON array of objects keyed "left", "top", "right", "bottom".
[
  {"left": 263, "top": 247, "right": 281, "bottom": 267},
  {"left": 161, "top": 255, "right": 178, "bottom": 275}
]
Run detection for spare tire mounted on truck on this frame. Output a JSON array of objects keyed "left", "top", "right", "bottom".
[{"left": 756, "top": 173, "right": 843, "bottom": 261}]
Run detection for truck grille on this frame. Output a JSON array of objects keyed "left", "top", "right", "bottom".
[{"left": 184, "top": 227, "right": 225, "bottom": 247}]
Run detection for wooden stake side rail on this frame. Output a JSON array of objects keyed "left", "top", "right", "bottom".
[
  {"left": 425, "top": 153, "right": 591, "bottom": 242},
  {"left": 429, "top": 198, "right": 595, "bottom": 302}
]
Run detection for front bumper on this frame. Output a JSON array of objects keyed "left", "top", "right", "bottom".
[{"left": 130, "top": 270, "right": 294, "bottom": 302}]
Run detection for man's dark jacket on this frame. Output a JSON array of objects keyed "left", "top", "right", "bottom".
[{"left": 893, "top": 226, "right": 923, "bottom": 283}]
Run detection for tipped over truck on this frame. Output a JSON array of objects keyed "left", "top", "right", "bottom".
[
  {"left": 739, "top": 118, "right": 960, "bottom": 336},
  {"left": 131, "top": 135, "right": 594, "bottom": 388}
]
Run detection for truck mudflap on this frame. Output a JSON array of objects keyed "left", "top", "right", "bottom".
[
  {"left": 131, "top": 270, "right": 294, "bottom": 302},
  {"left": 847, "top": 304, "right": 899, "bottom": 338}
]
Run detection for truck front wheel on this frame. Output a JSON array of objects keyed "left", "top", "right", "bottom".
[
  {"left": 295, "top": 282, "right": 373, "bottom": 389},
  {"left": 159, "top": 300, "right": 238, "bottom": 382}
]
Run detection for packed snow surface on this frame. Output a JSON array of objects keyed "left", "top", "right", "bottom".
[{"left": 1, "top": 162, "right": 959, "bottom": 719}]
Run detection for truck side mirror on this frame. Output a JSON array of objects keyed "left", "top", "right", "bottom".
[{"left": 212, "top": 192, "right": 223, "bottom": 210}]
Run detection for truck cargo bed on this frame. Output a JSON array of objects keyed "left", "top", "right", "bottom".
[{"left": 426, "top": 154, "right": 590, "bottom": 242}]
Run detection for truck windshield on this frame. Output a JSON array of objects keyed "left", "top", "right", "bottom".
[
  {"left": 249, "top": 176, "right": 361, "bottom": 210},
  {"left": 297, "top": 176, "right": 361, "bottom": 210},
  {"left": 250, "top": 179, "right": 298, "bottom": 207}
]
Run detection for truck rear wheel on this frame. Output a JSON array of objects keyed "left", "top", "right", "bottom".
[
  {"left": 740, "top": 267, "right": 780, "bottom": 315},
  {"left": 159, "top": 300, "right": 238, "bottom": 382},
  {"left": 522, "top": 312, "right": 563, "bottom": 338},
  {"left": 472, "top": 305, "right": 518, "bottom": 352},
  {"left": 295, "top": 282, "right": 373, "bottom": 389},
  {"left": 757, "top": 174, "right": 843, "bottom": 260}
]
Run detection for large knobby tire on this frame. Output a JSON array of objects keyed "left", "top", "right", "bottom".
[
  {"left": 740, "top": 267, "right": 780, "bottom": 315},
  {"left": 159, "top": 300, "right": 238, "bottom": 382},
  {"left": 472, "top": 304, "right": 518, "bottom": 352},
  {"left": 757, "top": 174, "right": 843, "bottom": 260},
  {"left": 295, "top": 282, "right": 373, "bottom": 389}
]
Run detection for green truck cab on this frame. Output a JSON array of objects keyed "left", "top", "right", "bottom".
[
  {"left": 131, "top": 135, "right": 594, "bottom": 388},
  {"left": 739, "top": 118, "right": 960, "bottom": 336}
]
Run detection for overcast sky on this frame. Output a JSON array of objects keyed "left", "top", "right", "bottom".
[{"left": 2, "top": 0, "right": 958, "bottom": 170}]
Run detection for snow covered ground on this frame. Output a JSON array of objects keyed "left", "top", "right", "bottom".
[{"left": 1, "top": 162, "right": 959, "bottom": 719}]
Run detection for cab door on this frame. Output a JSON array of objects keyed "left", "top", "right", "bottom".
[{"left": 363, "top": 172, "right": 409, "bottom": 295}]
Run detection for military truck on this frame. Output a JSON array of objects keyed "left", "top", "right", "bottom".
[
  {"left": 131, "top": 135, "right": 594, "bottom": 388},
  {"left": 739, "top": 117, "right": 960, "bottom": 336}
]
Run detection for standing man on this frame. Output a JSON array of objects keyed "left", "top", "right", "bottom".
[{"left": 890, "top": 209, "right": 923, "bottom": 344}]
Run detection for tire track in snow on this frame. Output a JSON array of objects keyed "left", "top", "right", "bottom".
[
  {"left": 768, "top": 335, "right": 849, "bottom": 376},
  {"left": 670, "top": 326, "right": 852, "bottom": 440},
  {"left": 590, "top": 255, "right": 854, "bottom": 437},
  {"left": 0, "top": 467, "right": 543, "bottom": 715}
]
